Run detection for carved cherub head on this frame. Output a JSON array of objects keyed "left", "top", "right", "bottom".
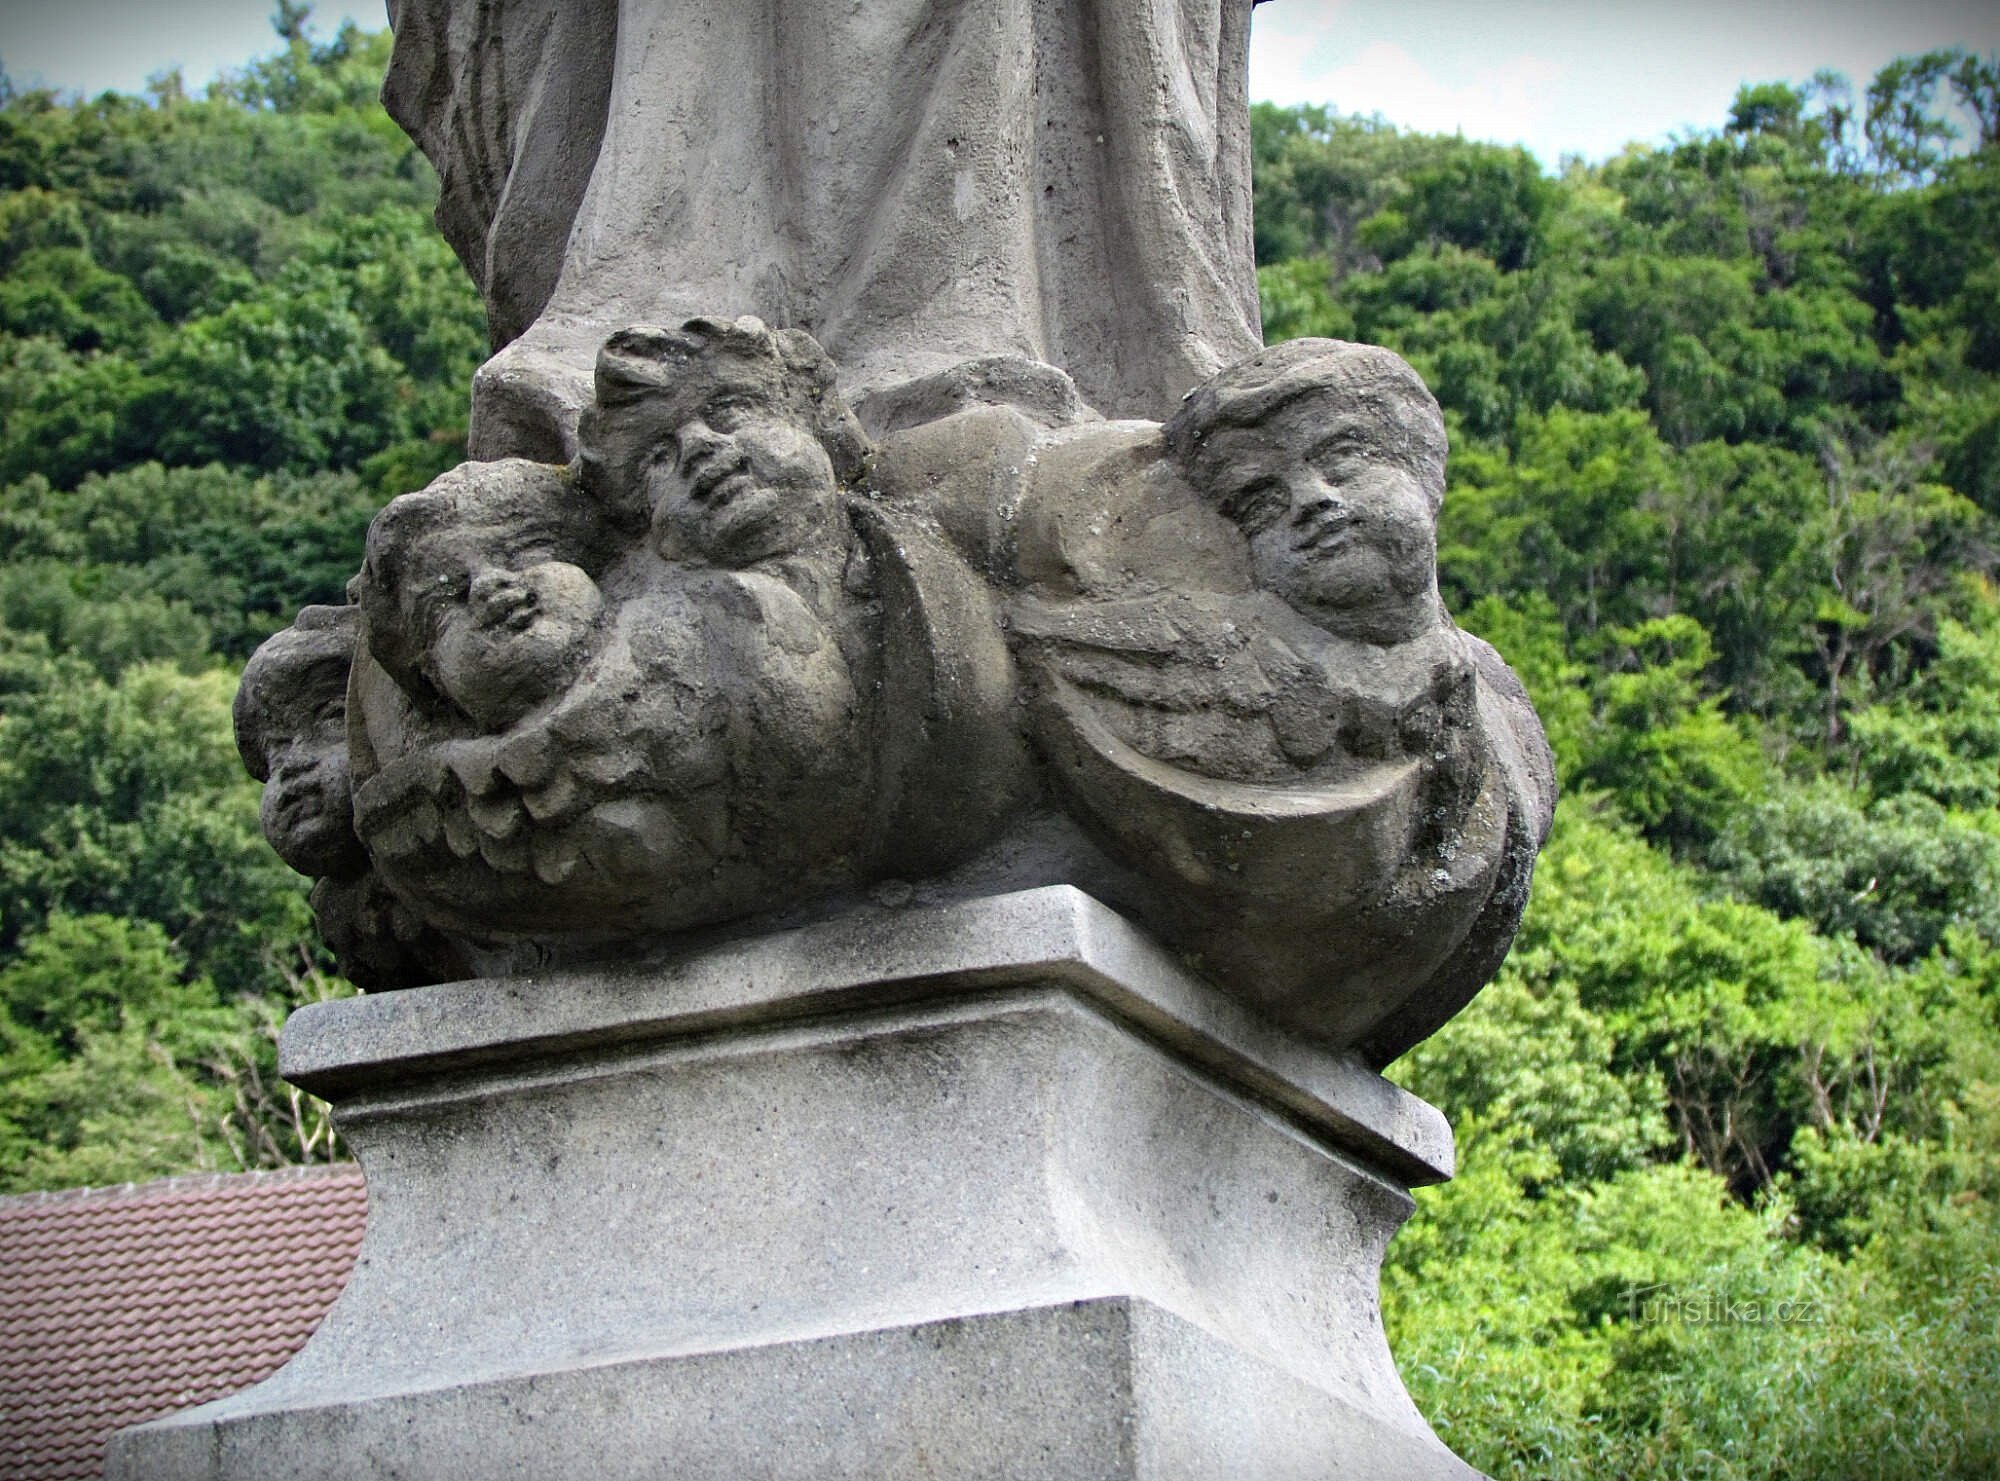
[
  {"left": 1165, "top": 339, "right": 1447, "bottom": 645},
  {"left": 577, "top": 316, "right": 870, "bottom": 568},
  {"left": 359, "top": 467, "right": 606, "bottom": 730},
  {"left": 235, "top": 604, "right": 368, "bottom": 879}
]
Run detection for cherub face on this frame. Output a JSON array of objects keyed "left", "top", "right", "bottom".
[
  {"left": 602, "top": 377, "right": 839, "bottom": 568},
  {"left": 405, "top": 523, "right": 604, "bottom": 729},
  {"left": 239, "top": 615, "right": 364, "bottom": 879},
  {"left": 651, "top": 386, "right": 840, "bottom": 567},
  {"left": 259, "top": 665, "right": 359, "bottom": 877},
  {"left": 1192, "top": 393, "right": 1441, "bottom": 644}
]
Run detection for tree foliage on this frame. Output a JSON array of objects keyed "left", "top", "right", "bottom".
[
  {"left": 1256, "top": 44, "right": 2000, "bottom": 1477},
  {"left": 1, "top": 17, "right": 1997, "bottom": 1473},
  {"left": 0, "top": 10, "right": 457, "bottom": 1189}
]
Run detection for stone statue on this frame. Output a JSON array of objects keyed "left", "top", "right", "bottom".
[
  {"left": 237, "top": 605, "right": 367, "bottom": 884},
  {"left": 381, "top": 0, "right": 1266, "bottom": 460},
  {"left": 151, "top": 14, "right": 1563, "bottom": 1476},
  {"left": 872, "top": 335, "right": 1554, "bottom": 1061},
  {"left": 242, "top": 311, "right": 1548, "bottom": 1066},
  {"left": 235, "top": 605, "right": 467, "bottom": 990},
  {"left": 340, "top": 316, "right": 1024, "bottom": 949}
]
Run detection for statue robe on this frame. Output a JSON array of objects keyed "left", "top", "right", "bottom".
[{"left": 384, "top": 0, "right": 1266, "bottom": 457}]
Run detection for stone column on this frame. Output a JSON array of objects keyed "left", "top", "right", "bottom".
[{"left": 109, "top": 887, "right": 1481, "bottom": 1480}]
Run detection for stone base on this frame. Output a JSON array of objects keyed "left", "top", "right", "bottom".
[
  {"left": 109, "top": 887, "right": 1481, "bottom": 1480},
  {"left": 112, "top": 1297, "right": 1471, "bottom": 1480}
]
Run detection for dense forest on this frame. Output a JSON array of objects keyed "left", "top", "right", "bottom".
[
  {"left": 0, "top": 17, "right": 481, "bottom": 1192},
  {"left": 1, "top": 15, "right": 1996, "bottom": 1477}
]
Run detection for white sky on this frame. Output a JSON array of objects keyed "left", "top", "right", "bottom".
[
  {"left": 1, "top": 1, "right": 1997, "bottom": 166},
  {"left": 1251, "top": 0, "right": 2000, "bottom": 165},
  {"left": 0, "top": 2, "right": 381, "bottom": 99}
]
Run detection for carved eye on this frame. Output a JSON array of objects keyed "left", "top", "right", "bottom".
[
  {"left": 705, "top": 398, "right": 752, "bottom": 432},
  {"left": 421, "top": 569, "right": 470, "bottom": 619},
  {"left": 1225, "top": 479, "right": 1286, "bottom": 534},
  {"left": 1310, "top": 435, "right": 1367, "bottom": 478}
]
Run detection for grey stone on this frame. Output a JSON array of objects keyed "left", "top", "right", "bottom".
[
  {"left": 236, "top": 604, "right": 467, "bottom": 990},
  {"left": 241, "top": 326, "right": 1550, "bottom": 1066},
  {"left": 381, "top": 0, "right": 1265, "bottom": 459},
  {"left": 111, "top": 1299, "right": 1477, "bottom": 1481},
  {"left": 201, "top": 9, "right": 1555, "bottom": 1472},
  {"left": 381, "top": 0, "right": 615, "bottom": 359},
  {"left": 339, "top": 317, "right": 1028, "bottom": 950},
  {"left": 944, "top": 338, "right": 1558, "bottom": 1061},
  {"left": 108, "top": 888, "right": 1481, "bottom": 1480},
  {"left": 241, "top": 0, "right": 1555, "bottom": 1074},
  {"left": 278, "top": 886, "right": 1454, "bottom": 1186},
  {"left": 860, "top": 353, "right": 1096, "bottom": 439}
]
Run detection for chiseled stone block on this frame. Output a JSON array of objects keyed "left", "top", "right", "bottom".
[
  {"left": 114, "top": 1299, "right": 1476, "bottom": 1481},
  {"left": 110, "top": 888, "right": 1482, "bottom": 1480}
]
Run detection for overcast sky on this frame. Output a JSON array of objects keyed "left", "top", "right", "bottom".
[{"left": 2, "top": 1, "right": 1997, "bottom": 167}]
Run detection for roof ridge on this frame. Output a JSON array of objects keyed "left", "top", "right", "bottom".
[{"left": 0, "top": 1161, "right": 362, "bottom": 1212}]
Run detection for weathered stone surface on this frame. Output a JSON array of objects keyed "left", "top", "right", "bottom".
[
  {"left": 902, "top": 337, "right": 1559, "bottom": 1061},
  {"left": 236, "top": 0, "right": 1562, "bottom": 1066},
  {"left": 203, "top": 9, "right": 1549, "bottom": 1472},
  {"left": 108, "top": 889, "right": 1481, "bottom": 1480},
  {"left": 235, "top": 604, "right": 468, "bottom": 990},
  {"left": 382, "top": 0, "right": 1265, "bottom": 459},
  {"left": 111, "top": 1299, "right": 1477, "bottom": 1481},
  {"left": 334, "top": 317, "right": 1027, "bottom": 952},
  {"left": 241, "top": 323, "right": 1550, "bottom": 1064},
  {"left": 278, "top": 886, "right": 1455, "bottom": 1185}
]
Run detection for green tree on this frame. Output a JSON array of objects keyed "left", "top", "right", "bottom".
[
  {"left": 1573, "top": 615, "right": 1770, "bottom": 850},
  {"left": 1359, "top": 140, "right": 1556, "bottom": 272},
  {"left": 0, "top": 659, "right": 310, "bottom": 997},
  {"left": 0, "top": 913, "right": 345, "bottom": 1192}
]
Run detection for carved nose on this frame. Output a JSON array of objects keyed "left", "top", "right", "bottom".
[
  {"left": 679, "top": 421, "right": 726, "bottom": 468},
  {"left": 1295, "top": 491, "right": 1342, "bottom": 525},
  {"left": 470, "top": 569, "right": 528, "bottom": 612}
]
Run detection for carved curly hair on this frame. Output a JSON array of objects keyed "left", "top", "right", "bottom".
[
  {"left": 1163, "top": 338, "right": 1447, "bottom": 515},
  {"left": 234, "top": 604, "right": 357, "bottom": 781},
  {"left": 577, "top": 316, "right": 871, "bottom": 488}
]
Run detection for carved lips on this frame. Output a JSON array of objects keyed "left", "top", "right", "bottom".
[
  {"left": 1294, "top": 505, "right": 1354, "bottom": 553},
  {"left": 687, "top": 454, "right": 752, "bottom": 507}
]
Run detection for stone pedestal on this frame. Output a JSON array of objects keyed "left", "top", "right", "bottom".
[{"left": 108, "top": 887, "right": 1481, "bottom": 1479}]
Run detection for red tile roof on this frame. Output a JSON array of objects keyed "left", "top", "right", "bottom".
[{"left": 0, "top": 1163, "right": 366, "bottom": 1481}]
